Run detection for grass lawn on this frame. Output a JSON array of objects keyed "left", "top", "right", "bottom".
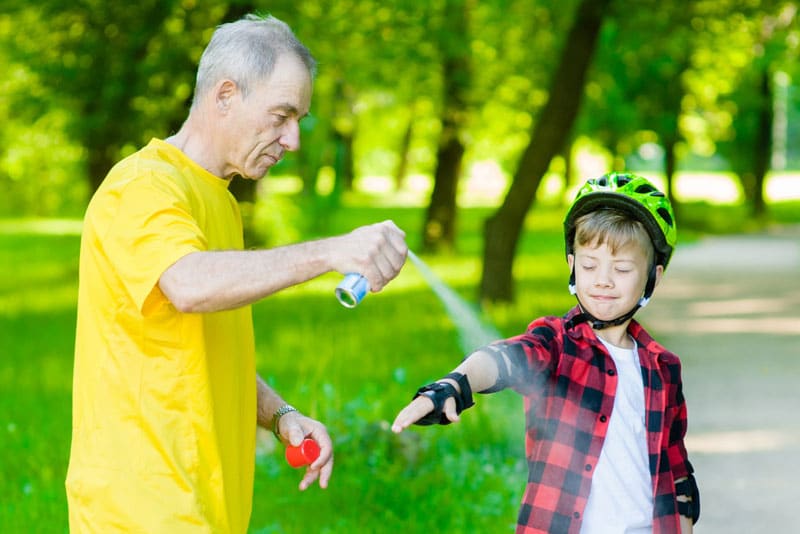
[{"left": 0, "top": 199, "right": 797, "bottom": 532}]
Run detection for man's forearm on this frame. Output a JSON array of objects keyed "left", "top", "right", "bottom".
[
  {"left": 257, "top": 375, "right": 288, "bottom": 429},
  {"left": 160, "top": 240, "right": 333, "bottom": 313}
]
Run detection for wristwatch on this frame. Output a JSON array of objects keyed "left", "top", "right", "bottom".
[{"left": 272, "top": 404, "right": 298, "bottom": 439}]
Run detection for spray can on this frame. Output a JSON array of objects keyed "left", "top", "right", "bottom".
[{"left": 335, "top": 273, "right": 369, "bottom": 308}]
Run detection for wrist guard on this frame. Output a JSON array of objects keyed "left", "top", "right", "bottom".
[
  {"left": 676, "top": 474, "right": 700, "bottom": 524},
  {"left": 412, "top": 372, "right": 474, "bottom": 426}
]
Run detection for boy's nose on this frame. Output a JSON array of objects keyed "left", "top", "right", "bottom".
[{"left": 594, "top": 270, "right": 614, "bottom": 287}]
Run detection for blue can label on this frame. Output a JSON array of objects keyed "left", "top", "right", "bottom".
[{"left": 335, "top": 273, "right": 369, "bottom": 308}]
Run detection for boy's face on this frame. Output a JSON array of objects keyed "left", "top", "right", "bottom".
[{"left": 568, "top": 239, "right": 663, "bottom": 322}]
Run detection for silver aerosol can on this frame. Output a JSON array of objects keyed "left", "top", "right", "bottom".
[{"left": 335, "top": 273, "right": 370, "bottom": 308}]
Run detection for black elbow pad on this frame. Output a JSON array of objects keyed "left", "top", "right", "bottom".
[{"left": 676, "top": 474, "right": 700, "bottom": 524}]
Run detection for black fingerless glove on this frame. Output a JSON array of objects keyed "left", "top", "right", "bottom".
[{"left": 412, "top": 372, "right": 474, "bottom": 426}]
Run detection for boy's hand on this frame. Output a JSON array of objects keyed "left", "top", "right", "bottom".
[{"left": 391, "top": 393, "right": 460, "bottom": 433}]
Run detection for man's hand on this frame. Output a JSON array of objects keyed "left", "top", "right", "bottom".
[
  {"left": 275, "top": 411, "right": 334, "bottom": 491},
  {"left": 329, "top": 220, "right": 408, "bottom": 292}
]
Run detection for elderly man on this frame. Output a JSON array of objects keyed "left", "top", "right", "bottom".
[{"left": 66, "top": 14, "right": 407, "bottom": 532}]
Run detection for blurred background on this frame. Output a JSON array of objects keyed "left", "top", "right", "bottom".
[{"left": 1, "top": 0, "right": 799, "bottom": 532}]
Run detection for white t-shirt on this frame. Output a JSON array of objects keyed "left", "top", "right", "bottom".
[{"left": 580, "top": 337, "right": 653, "bottom": 534}]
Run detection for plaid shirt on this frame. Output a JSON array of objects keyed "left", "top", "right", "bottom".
[{"left": 497, "top": 306, "right": 693, "bottom": 533}]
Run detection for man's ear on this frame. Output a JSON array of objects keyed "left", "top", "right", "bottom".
[{"left": 214, "top": 79, "right": 239, "bottom": 113}]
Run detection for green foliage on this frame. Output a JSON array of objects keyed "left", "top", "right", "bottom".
[
  {"left": 1, "top": 0, "right": 799, "bottom": 220},
  {"left": 0, "top": 17, "right": 88, "bottom": 217}
]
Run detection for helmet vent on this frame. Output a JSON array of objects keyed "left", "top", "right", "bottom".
[
  {"left": 657, "top": 207, "right": 674, "bottom": 227},
  {"left": 616, "top": 174, "right": 632, "bottom": 186},
  {"left": 635, "top": 183, "right": 657, "bottom": 194}
]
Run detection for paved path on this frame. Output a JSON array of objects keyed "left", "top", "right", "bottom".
[{"left": 637, "top": 225, "right": 800, "bottom": 534}]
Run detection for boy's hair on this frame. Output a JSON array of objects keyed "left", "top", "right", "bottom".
[
  {"left": 573, "top": 209, "right": 655, "bottom": 266},
  {"left": 192, "top": 14, "right": 316, "bottom": 108}
]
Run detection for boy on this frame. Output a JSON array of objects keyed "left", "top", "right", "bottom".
[{"left": 392, "top": 173, "right": 699, "bottom": 533}]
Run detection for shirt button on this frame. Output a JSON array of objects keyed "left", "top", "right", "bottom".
[
  {"left": 607, "top": 369, "right": 616, "bottom": 376},
  {"left": 585, "top": 464, "right": 592, "bottom": 471},
  {"left": 599, "top": 415, "right": 607, "bottom": 423},
  {"left": 573, "top": 512, "right": 581, "bottom": 519}
]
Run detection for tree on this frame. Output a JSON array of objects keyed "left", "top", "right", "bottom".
[
  {"left": 576, "top": 0, "right": 697, "bottom": 209},
  {"left": 4, "top": 1, "right": 225, "bottom": 197},
  {"left": 724, "top": 4, "right": 796, "bottom": 218},
  {"left": 480, "top": 0, "right": 611, "bottom": 302},
  {"left": 421, "top": 0, "right": 472, "bottom": 253}
]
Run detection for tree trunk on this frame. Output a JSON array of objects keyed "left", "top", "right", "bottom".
[
  {"left": 334, "top": 126, "right": 354, "bottom": 192},
  {"left": 480, "top": 0, "right": 611, "bottom": 302},
  {"left": 423, "top": 137, "right": 464, "bottom": 252},
  {"left": 660, "top": 53, "right": 691, "bottom": 220},
  {"left": 229, "top": 176, "right": 256, "bottom": 203},
  {"left": 664, "top": 136, "right": 677, "bottom": 208},
  {"left": 752, "top": 68, "right": 772, "bottom": 218},
  {"left": 87, "top": 142, "right": 115, "bottom": 193},
  {"left": 394, "top": 117, "right": 413, "bottom": 190},
  {"left": 421, "top": 0, "right": 470, "bottom": 254},
  {"left": 560, "top": 142, "right": 573, "bottom": 208},
  {"left": 82, "top": 1, "right": 182, "bottom": 196}
]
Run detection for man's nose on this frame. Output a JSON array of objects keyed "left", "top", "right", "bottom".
[{"left": 280, "top": 121, "right": 301, "bottom": 151}]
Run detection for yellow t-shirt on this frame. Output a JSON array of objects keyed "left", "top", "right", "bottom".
[{"left": 67, "top": 139, "right": 256, "bottom": 533}]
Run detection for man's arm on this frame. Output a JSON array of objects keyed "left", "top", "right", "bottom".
[
  {"left": 159, "top": 220, "right": 406, "bottom": 313},
  {"left": 256, "top": 374, "right": 292, "bottom": 430}
]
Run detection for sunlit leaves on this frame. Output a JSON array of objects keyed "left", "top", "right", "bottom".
[{"left": 1, "top": 0, "right": 798, "bottom": 218}]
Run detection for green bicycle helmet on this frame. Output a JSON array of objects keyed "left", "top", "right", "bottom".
[
  {"left": 564, "top": 172, "right": 677, "bottom": 268},
  {"left": 563, "top": 172, "right": 678, "bottom": 330}
]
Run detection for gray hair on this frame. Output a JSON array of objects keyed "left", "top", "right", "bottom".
[{"left": 192, "top": 14, "right": 316, "bottom": 107}]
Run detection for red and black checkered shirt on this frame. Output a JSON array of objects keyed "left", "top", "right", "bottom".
[{"left": 496, "top": 306, "right": 693, "bottom": 533}]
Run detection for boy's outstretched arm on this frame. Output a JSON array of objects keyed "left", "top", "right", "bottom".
[
  {"left": 675, "top": 476, "right": 697, "bottom": 533},
  {"left": 679, "top": 514, "right": 692, "bottom": 534},
  {"left": 391, "top": 347, "right": 505, "bottom": 433}
]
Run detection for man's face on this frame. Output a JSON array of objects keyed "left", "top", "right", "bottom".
[
  {"left": 568, "top": 240, "right": 660, "bottom": 322},
  {"left": 223, "top": 53, "right": 312, "bottom": 180}
]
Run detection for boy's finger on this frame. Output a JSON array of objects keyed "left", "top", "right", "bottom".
[
  {"left": 391, "top": 398, "right": 433, "bottom": 432},
  {"left": 444, "top": 397, "right": 460, "bottom": 423}
]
